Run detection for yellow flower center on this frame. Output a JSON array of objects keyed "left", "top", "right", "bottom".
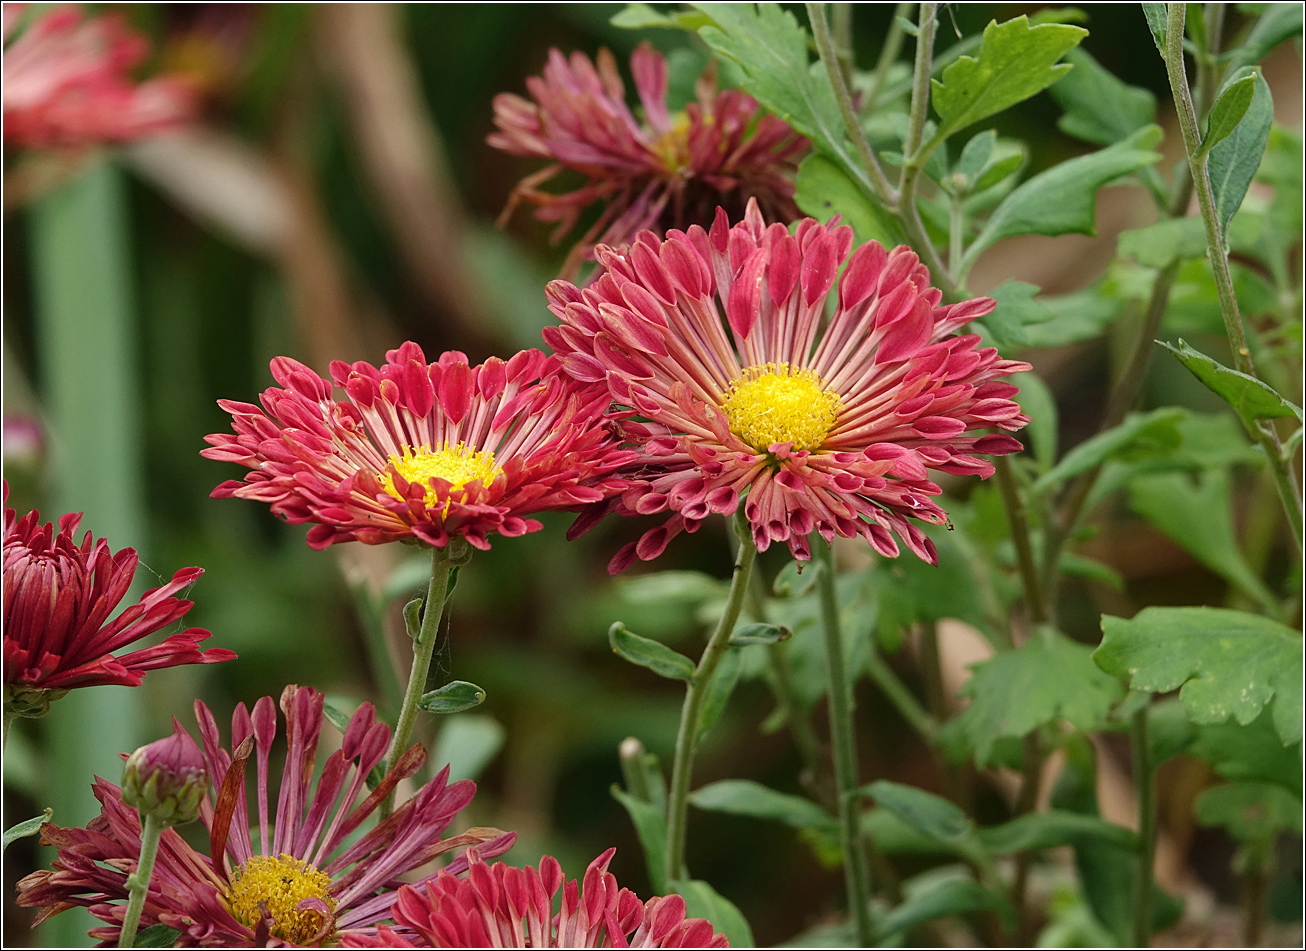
[
  {"left": 226, "top": 854, "right": 336, "bottom": 944},
  {"left": 721, "top": 363, "right": 842, "bottom": 453},
  {"left": 653, "top": 112, "right": 694, "bottom": 172},
  {"left": 383, "top": 443, "right": 503, "bottom": 510}
]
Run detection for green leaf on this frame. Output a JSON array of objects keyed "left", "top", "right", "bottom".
[
  {"left": 1022, "top": 283, "right": 1122, "bottom": 349},
  {"left": 971, "top": 125, "right": 1162, "bottom": 261},
  {"left": 930, "top": 16, "right": 1086, "bottom": 139},
  {"left": 1095, "top": 607, "right": 1303, "bottom": 745},
  {"left": 1128, "top": 470, "right": 1279, "bottom": 611},
  {"left": 1191, "top": 714, "right": 1302, "bottom": 798},
  {"left": 611, "top": 785, "right": 669, "bottom": 892},
  {"left": 862, "top": 780, "right": 973, "bottom": 842},
  {"left": 609, "top": 622, "right": 696, "bottom": 682},
  {"left": 1207, "top": 69, "right": 1273, "bottom": 239},
  {"left": 620, "top": 570, "right": 727, "bottom": 605},
  {"left": 945, "top": 131, "right": 1025, "bottom": 196},
  {"left": 697, "top": 647, "right": 742, "bottom": 743},
  {"left": 878, "top": 877, "right": 1013, "bottom": 939},
  {"left": 1012, "top": 372, "right": 1057, "bottom": 472},
  {"left": 2, "top": 808, "right": 51, "bottom": 853},
  {"left": 1195, "top": 781, "right": 1303, "bottom": 843},
  {"left": 1203, "top": 72, "right": 1258, "bottom": 153},
  {"left": 1118, "top": 216, "right": 1209, "bottom": 267},
  {"left": 1142, "top": 3, "right": 1168, "bottom": 53},
  {"left": 431, "top": 715, "right": 505, "bottom": 782},
  {"left": 1049, "top": 48, "right": 1157, "bottom": 146},
  {"left": 417, "top": 681, "right": 487, "bottom": 715},
  {"left": 976, "top": 280, "right": 1055, "bottom": 352},
  {"left": 977, "top": 810, "right": 1136, "bottom": 854},
  {"left": 1227, "top": 2, "right": 1304, "bottom": 70},
  {"left": 949, "top": 630, "right": 1124, "bottom": 767},
  {"left": 793, "top": 153, "right": 903, "bottom": 247},
  {"left": 771, "top": 559, "right": 818, "bottom": 598},
  {"left": 1160, "top": 338, "right": 1302, "bottom": 432},
  {"left": 728, "top": 622, "right": 790, "bottom": 646},
  {"left": 611, "top": 2, "right": 715, "bottom": 31},
  {"left": 691, "top": 778, "right": 836, "bottom": 832},
  {"left": 321, "top": 701, "right": 353, "bottom": 735},
  {"left": 1031, "top": 407, "right": 1187, "bottom": 496},
  {"left": 675, "top": 879, "right": 754, "bottom": 948},
  {"left": 132, "top": 924, "right": 183, "bottom": 948},
  {"left": 861, "top": 808, "right": 960, "bottom": 855}
]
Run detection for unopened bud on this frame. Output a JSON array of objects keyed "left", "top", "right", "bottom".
[{"left": 121, "top": 723, "right": 208, "bottom": 826}]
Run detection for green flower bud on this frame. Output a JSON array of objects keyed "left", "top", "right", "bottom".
[{"left": 121, "top": 723, "right": 208, "bottom": 827}]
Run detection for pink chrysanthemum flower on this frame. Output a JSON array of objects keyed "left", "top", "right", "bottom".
[
  {"left": 201, "top": 345, "right": 635, "bottom": 552},
  {"left": 3, "top": 484, "right": 233, "bottom": 718},
  {"left": 2, "top": 3, "right": 195, "bottom": 149},
  {"left": 489, "top": 42, "right": 807, "bottom": 278},
  {"left": 342, "top": 848, "right": 728, "bottom": 949},
  {"left": 545, "top": 202, "right": 1032, "bottom": 569},
  {"left": 17, "top": 685, "right": 516, "bottom": 946}
]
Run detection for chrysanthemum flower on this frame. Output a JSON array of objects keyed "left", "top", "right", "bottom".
[
  {"left": 3, "top": 485, "right": 233, "bottom": 718},
  {"left": 341, "top": 848, "right": 728, "bottom": 949},
  {"left": 2, "top": 3, "right": 195, "bottom": 149},
  {"left": 201, "top": 345, "right": 635, "bottom": 552},
  {"left": 545, "top": 202, "right": 1032, "bottom": 569},
  {"left": 17, "top": 685, "right": 516, "bottom": 946},
  {"left": 489, "top": 42, "right": 807, "bottom": 277}
]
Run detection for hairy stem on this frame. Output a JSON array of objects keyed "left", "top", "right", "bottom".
[
  {"left": 1132, "top": 706, "right": 1157, "bottom": 947},
  {"left": 119, "top": 813, "right": 163, "bottom": 948},
  {"left": 831, "top": 3, "right": 854, "bottom": 88},
  {"left": 665, "top": 512, "right": 757, "bottom": 881},
  {"left": 814, "top": 539, "right": 875, "bottom": 945}
]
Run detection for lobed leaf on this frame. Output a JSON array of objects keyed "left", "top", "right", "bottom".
[
  {"left": 1195, "top": 781, "right": 1303, "bottom": 843},
  {"left": 1050, "top": 48, "right": 1157, "bottom": 146},
  {"left": 1191, "top": 714, "right": 1302, "bottom": 798},
  {"left": 1117, "top": 217, "right": 1208, "bottom": 267}
]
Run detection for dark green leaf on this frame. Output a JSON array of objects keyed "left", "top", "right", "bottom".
[
  {"left": 977, "top": 810, "right": 1136, "bottom": 854},
  {"left": 1191, "top": 713, "right": 1302, "bottom": 798},
  {"left": 1147, "top": 697, "right": 1200, "bottom": 764},
  {"left": 321, "top": 701, "right": 352, "bottom": 734},
  {"left": 1227, "top": 2, "right": 1304, "bottom": 70},
  {"left": 872, "top": 526, "right": 992, "bottom": 647},
  {"left": 675, "top": 879, "right": 754, "bottom": 948},
  {"left": 3, "top": 809, "right": 51, "bottom": 853},
  {"left": 976, "top": 280, "right": 1055, "bottom": 352},
  {"left": 1096, "top": 607, "right": 1303, "bottom": 745},
  {"left": 417, "top": 681, "right": 487, "bottom": 715},
  {"left": 949, "top": 630, "right": 1124, "bottom": 766},
  {"left": 1059, "top": 553, "right": 1124, "bottom": 590},
  {"left": 612, "top": 785, "right": 669, "bottom": 892},
  {"left": 878, "top": 877, "right": 1013, "bottom": 939},
  {"left": 1160, "top": 338, "right": 1302, "bottom": 431},
  {"left": 697, "top": 647, "right": 742, "bottom": 743},
  {"left": 611, "top": 2, "right": 716, "bottom": 31},
  {"left": 1031, "top": 407, "right": 1187, "bottom": 496},
  {"left": 863, "top": 780, "right": 973, "bottom": 842},
  {"left": 793, "top": 154, "right": 903, "bottom": 247},
  {"left": 1204, "top": 73, "right": 1258, "bottom": 152},
  {"left": 1142, "top": 3, "right": 1168, "bottom": 53},
  {"left": 620, "top": 571, "right": 726, "bottom": 605},
  {"left": 930, "top": 16, "right": 1086, "bottom": 138},
  {"left": 1050, "top": 48, "right": 1157, "bottom": 146},
  {"left": 1195, "top": 781, "right": 1303, "bottom": 842},
  {"left": 609, "top": 623, "right": 696, "bottom": 682},
  {"left": 1207, "top": 69, "right": 1273, "bottom": 239},
  {"left": 691, "top": 778, "right": 836, "bottom": 831},
  {"left": 729, "top": 622, "right": 790, "bottom": 646},
  {"left": 861, "top": 808, "right": 960, "bottom": 855},
  {"left": 132, "top": 924, "right": 183, "bottom": 948},
  {"left": 946, "top": 131, "right": 1025, "bottom": 196},
  {"left": 1118, "top": 216, "right": 1208, "bottom": 267}
]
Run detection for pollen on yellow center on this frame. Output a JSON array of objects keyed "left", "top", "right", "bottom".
[
  {"left": 653, "top": 112, "right": 694, "bottom": 172},
  {"left": 721, "top": 363, "right": 842, "bottom": 453},
  {"left": 226, "top": 854, "right": 336, "bottom": 944},
  {"left": 382, "top": 443, "right": 503, "bottom": 509}
]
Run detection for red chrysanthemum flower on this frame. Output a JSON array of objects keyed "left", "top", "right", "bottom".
[
  {"left": 489, "top": 42, "right": 807, "bottom": 278},
  {"left": 3, "top": 484, "right": 234, "bottom": 717},
  {"left": 17, "top": 685, "right": 516, "bottom": 946},
  {"left": 2, "top": 3, "right": 195, "bottom": 148},
  {"left": 341, "top": 848, "right": 728, "bottom": 949},
  {"left": 545, "top": 202, "right": 1033, "bottom": 570},
  {"left": 201, "top": 345, "right": 635, "bottom": 552}
]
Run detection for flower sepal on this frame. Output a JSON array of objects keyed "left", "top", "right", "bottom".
[{"left": 3, "top": 684, "right": 67, "bottom": 720}]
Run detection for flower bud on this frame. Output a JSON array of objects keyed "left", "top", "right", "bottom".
[{"left": 121, "top": 723, "right": 208, "bottom": 826}]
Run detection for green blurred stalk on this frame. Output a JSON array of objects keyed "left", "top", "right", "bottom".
[{"left": 30, "top": 159, "right": 148, "bottom": 948}]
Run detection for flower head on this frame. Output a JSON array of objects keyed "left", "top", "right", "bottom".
[
  {"left": 121, "top": 721, "right": 209, "bottom": 826},
  {"left": 17, "top": 685, "right": 516, "bottom": 946},
  {"left": 202, "top": 345, "right": 635, "bottom": 552},
  {"left": 545, "top": 203, "right": 1032, "bottom": 569},
  {"left": 489, "top": 42, "right": 807, "bottom": 277},
  {"left": 341, "top": 848, "right": 729, "bottom": 948},
  {"left": 2, "top": 3, "right": 195, "bottom": 149},
  {"left": 3, "top": 484, "right": 234, "bottom": 716}
]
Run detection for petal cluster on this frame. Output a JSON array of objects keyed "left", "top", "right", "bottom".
[
  {"left": 3, "top": 485, "right": 233, "bottom": 700},
  {"left": 16, "top": 684, "right": 515, "bottom": 946},
  {"left": 202, "top": 344, "right": 635, "bottom": 552},
  {"left": 343, "top": 848, "right": 728, "bottom": 949},
  {"left": 489, "top": 42, "right": 807, "bottom": 276},
  {"left": 545, "top": 202, "right": 1032, "bottom": 568},
  {"left": 2, "top": 3, "right": 195, "bottom": 148}
]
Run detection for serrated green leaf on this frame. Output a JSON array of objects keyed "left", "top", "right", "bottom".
[
  {"left": 417, "top": 680, "right": 487, "bottom": 715},
  {"left": 931, "top": 16, "right": 1086, "bottom": 139},
  {"left": 611, "top": 2, "right": 715, "bottom": 31},
  {"left": 1208, "top": 69, "right": 1273, "bottom": 239},
  {"left": 1118, "top": 216, "right": 1209, "bottom": 267},
  {"left": 1142, "top": 3, "right": 1168, "bottom": 53},
  {"left": 1160, "top": 338, "right": 1302, "bottom": 432},
  {"left": 132, "top": 924, "right": 183, "bottom": 948},
  {"left": 793, "top": 153, "right": 903, "bottom": 247},
  {"left": 1031, "top": 407, "right": 1187, "bottom": 496},
  {"left": 3, "top": 809, "right": 51, "bottom": 853},
  {"left": 967, "top": 125, "right": 1162, "bottom": 263},
  {"left": 1191, "top": 713, "right": 1302, "bottom": 798},
  {"left": 728, "top": 622, "right": 790, "bottom": 646},
  {"left": 1227, "top": 2, "right": 1304, "bottom": 70},
  {"left": 977, "top": 280, "right": 1055, "bottom": 352},
  {"left": 1195, "top": 781, "right": 1303, "bottom": 842},
  {"left": 609, "top": 622, "right": 696, "bottom": 682},
  {"left": 691, "top": 778, "right": 835, "bottom": 830},
  {"left": 612, "top": 784, "right": 669, "bottom": 891},
  {"left": 697, "top": 647, "right": 742, "bottom": 743},
  {"left": 675, "top": 879, "right": 754, "bottom": 947},
  {"left": 862, "top": 780, "right": 973, "bottom": 842},
  {"left": 949, "top": 630, "right": 1124, "bottom": 767},
  {"left": 1050, "top": 48, "right": 1157, "bottom": 146},
  {"left": 1095, "top": 607, "right": 1303, "bottom": 745},
  {"left": 977, "top": 810, "right": 1137, "bottom": 854},
  {"left": 1204, "top": 73, "right": 1258, "bottom": 153},
  {"left": 877, "top": 877, "right": 1013, "bottom": 939}
]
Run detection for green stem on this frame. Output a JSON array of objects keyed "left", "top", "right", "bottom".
[
  {"left": 381, "top": 546, "right": 455, "bottom": 818},
  {"left": 1131, "top": 706, "right": 1156, "bottom": 947},
  {"left": 1010, "top": 730, "right": 1045, "bottom": 944},
  {"left": 118, "top": 813, "right": 163, "bottom": 948},
  {"left": 831, "top": 2, "right": 854, "bottom": 88},
  {"left": 814, "top": 539, "right": 875, "bottom": 945},
  {"left": 1240, "top": 843, "right": 1272, "bottom": 947},
  {"left": 866, "top": 3, "right": 913, "bottom": 111},
  {"left": 948, "top": 192, "right": 964, "bottom": 280},
  {"left": 995, "top": 457, "right": 1049, "bottom": 625},
  {"left": 2, "top": 712, "right": 12, "bottom": 751},
  {"left": 665, "top": 511, "right": 757, "bottom": 882}
]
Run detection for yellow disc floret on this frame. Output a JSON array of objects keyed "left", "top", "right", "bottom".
[
  {"left": 226, "top": 854, "right": 336, "bottom": 944},
  {"left": 721, "top": 363, "right": 842, "bottom": 453},
  {"left": 383, "top": 443, "right": 503, "bottom": 510}
]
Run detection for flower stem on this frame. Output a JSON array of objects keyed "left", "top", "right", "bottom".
[
  {"left": 665, "top": 511, "right": 757, "bottom": 882},
  {"left": 995, "top": 457, "right": 1050, "bottom": 625},
  {"left": 1131, "top": 705, "right": 1156, "bottom": 947},
  {"left": 381, "top": 545, "right": 455, "bottom": 818},
  {"left": 866, "top": 3, "right": 913, "bottom": 111},
  {"left": 118, "top": 813, "right": 163, "bottom": 948},
  {"left": 814, "top": 538, "right": 875, "bottom": 945}
]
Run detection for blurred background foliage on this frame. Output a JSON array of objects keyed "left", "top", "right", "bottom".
[{"left": 2, "top": 3, "right": 1301, "bottom": 947}]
